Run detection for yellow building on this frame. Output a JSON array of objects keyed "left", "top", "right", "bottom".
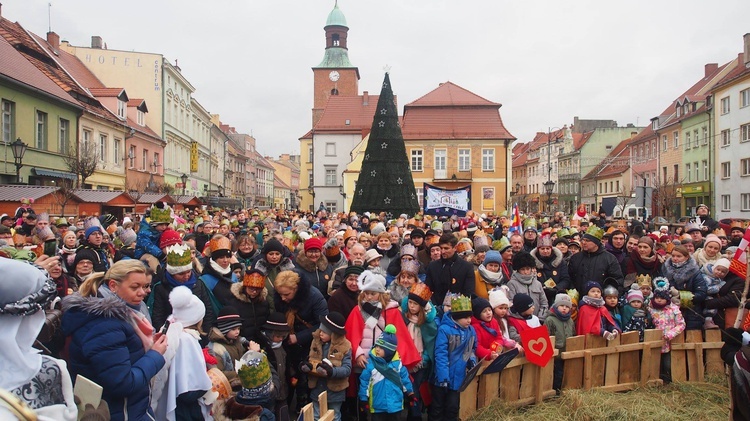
[{"left": 401, "top": 82, "right": 515, "bottom": 213}]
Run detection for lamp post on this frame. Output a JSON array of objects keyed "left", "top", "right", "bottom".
[
  {"left": 544, "top": 180, "right": 555, "bottom": 214},
  {"left": 308, "top": 186, "right": 315, "bottom": 211},
  {"left": 339, "top": 184, "right": 347, "bottom": 213},
  {"left": 11, "top": 138, "right": 27, "bottom": 184},
  {"left": 509, "top": 182, "right": 520, "bottom": 208},
  {"left": 180, "top": 173, "right": 188, "bottom": 196}
]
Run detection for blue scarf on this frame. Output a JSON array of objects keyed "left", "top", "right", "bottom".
[
  {"left": 165, "top": 270, "right": 197, "bottom": 290},
  {"left": 551, "top": 306, "right": 571, "bottom": 321},
  {"left": 479, "top": 321, "right": 498, "bottom": 337}
]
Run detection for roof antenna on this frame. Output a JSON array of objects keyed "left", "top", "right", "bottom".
[{"left": 48, "top": 2, "right": 52, "bottom": 33}]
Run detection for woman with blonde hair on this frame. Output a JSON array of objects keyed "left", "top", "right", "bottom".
[{"left": 62, "top": 259, "right": 168, "bottom": 421}]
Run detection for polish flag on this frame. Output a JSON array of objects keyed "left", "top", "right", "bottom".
[{"left": 729, "top": 229, "right": 750, "bottom": 279}]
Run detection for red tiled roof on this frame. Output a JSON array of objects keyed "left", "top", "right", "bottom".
[
  {"left": 582, "top": 138, "right": 631, "bottom": 180},
  {"left": 313, "top": 94, "right": 381, "bottom": 134},
  {"left": 712, "top": 53, "right": 750, "bottom": 92},
  {"left": 89, "top": 87, "right": 126, "bottom": 98},
  {"left": 0, "top": 31, "right": 79, "bottom": 107},
  {"left": 52, "top": 46, "right": 106, "bottom": 89},
  {"left": 573, "top": 131, "right": 593, "bottom": 150},
  {"left": 402, "top": 82, "right": 515, "bottom": 140},
  {"left": 128, "top": 99, "right": 148, "bottom": 112},
  {"left": 254, "top": 152, "right": 275, "bottom": 169}
]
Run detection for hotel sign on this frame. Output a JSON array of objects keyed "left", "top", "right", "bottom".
[{"left": 190, "top": 141, "right": 199, "bottom": 173}]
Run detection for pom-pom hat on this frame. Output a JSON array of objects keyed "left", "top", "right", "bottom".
[
  {"left": 375, "top": 324, "right": 398, "bottom": 361},
  {"left": 159, "top": 229, "right": 182, "bottom": 249},
  {"left": 169, "top": 285, "right": 205, "bottom": 327}
]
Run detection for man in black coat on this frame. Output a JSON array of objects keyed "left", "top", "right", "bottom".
[
  {"left": 425, "top": 233, "right": 476, "bottom": 307},
  {"left": 568, "top": 225, "right": 624, "bottom": 296}
]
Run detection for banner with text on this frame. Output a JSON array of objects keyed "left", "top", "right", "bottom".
[
  {"left": 190, "top": 141, "right": 199, "bottom": 173},
  {"left": 423, "top": 183, "right": 471, "bottom": 217}
]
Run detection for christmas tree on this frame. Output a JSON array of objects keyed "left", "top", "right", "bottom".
[{"left": 350, "top": 73, "right": 420, "bottom": 218}]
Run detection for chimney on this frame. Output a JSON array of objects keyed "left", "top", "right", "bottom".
[
  {"left": 46, "top": 31, "right": 59, "bottom": 49},
  {"left": 704, "top": 63, "right": 718, "bottom": 77},
  {"left": 744, "top": 33, "right": 750, "bottom": 68},
  {"left": 0, "top": 3, "right": 3, "bottom": 17},
  {"left": 631, "top": 131, "right": 638, "bottom": 139},
  {"left": 362, "top": 91, "right": 369, "bottom": 106},
  {"left": 91, "top": 36, "right": 102, "bottom": 49}
]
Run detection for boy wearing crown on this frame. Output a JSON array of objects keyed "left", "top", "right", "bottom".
[{"left": 135, "top": 201, "right": 173, "bottom": 261}]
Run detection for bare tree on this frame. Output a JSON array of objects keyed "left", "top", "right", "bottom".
[
  {"left": 53, "top": 177, "right": 77, "bottom": 217},
  {"left": 125, "top": 178, "right": 148, "bottom": 211},
  {"left": 614, "top": 185, "right": 636, "bottom": 217},
  {"left": 156, "top": 182, "right": 175, "bottom": 195},
  {"left": 653, "top": 177, "right": 684, "bottom": 220},
  {"left": 62, "top": 141, "right": 99, "bottom": 188}
]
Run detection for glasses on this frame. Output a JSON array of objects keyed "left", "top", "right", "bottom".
[{"left": 306, "top": 249, "right": 322, "bottom": 255}]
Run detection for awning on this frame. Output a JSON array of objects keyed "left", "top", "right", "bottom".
[{"left": 33, "top": 167, "right": 76, "bottom": 181}]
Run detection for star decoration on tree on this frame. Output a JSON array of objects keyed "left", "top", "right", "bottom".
[
  {"left": 371, "top": 170, "right": 377, "bottom": 177},
  {"left": 359, "top": 189, "right": 363, "bottom": 196},
  {"left": 396, "top": 177, "right": 403, "bottom": 184},
  {"left": 380, "top": 108, "right": 387, "bottom": 115},
  {"left": 378, "top": 121, "right": 385, "bottom": 128},
  {"left": 384, "top": 197, "right": 391, "bottom": 204},
  {"left": 383, "top": 81, "right": 389, "bottom": 88},
  {"left": 365, "top": 154, "right": 370, "bottom": 161},
  {"left": 381, "top": 142, "right": 388, "bottom": 149}
]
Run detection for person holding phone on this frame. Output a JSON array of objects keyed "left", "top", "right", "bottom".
[{"left": 62, "top": 260, "right": 168, "bottom": 421}]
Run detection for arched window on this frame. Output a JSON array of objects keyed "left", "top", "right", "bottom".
[
  {"left": 331, "top": 88, "right": 339, "bottom": 95},
  {"left": 332, "top": 34, "right": 340, "bottom": 46}
]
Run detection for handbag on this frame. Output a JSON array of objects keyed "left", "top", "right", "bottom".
[{"left": 37, "top": 308, "right": 62, "bottom": 343}]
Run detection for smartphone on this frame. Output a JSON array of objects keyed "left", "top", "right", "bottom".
[
  {"left": 160, "top": 319, "right": 171, "bottom": 335},
  {"left": 43, "top": 240, "right": 57, "bottom": 257}
]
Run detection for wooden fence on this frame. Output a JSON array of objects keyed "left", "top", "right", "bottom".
[
  {"left": 459, "top": 328, "right": 725, "bottom": 420},
  {"left": 299, "top": 391, "right": 335, "bottom": 421}
]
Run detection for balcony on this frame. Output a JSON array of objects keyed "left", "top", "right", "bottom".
[{"left": 433, "top": 169, "right": 474, "bottom": 182}]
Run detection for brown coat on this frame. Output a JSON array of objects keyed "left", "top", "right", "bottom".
[{"left": 307, "top": 330, "right": 351, "bottom": 392}]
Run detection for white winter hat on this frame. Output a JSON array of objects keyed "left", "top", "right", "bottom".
[
  {"left": 169, "top": 285, "right": 205, "bottom": 327},
  {"left": 489, "top": 287, "right": 510, "bottom": 308},
  {"left": 715, "top": 258, "right": 731, "bottom": 269},
  {"left": 357, "top": 270, "right": 387, "bottom": 293},
  {"left": 371, "top": 222, "right": 386, "bottom": 236}
]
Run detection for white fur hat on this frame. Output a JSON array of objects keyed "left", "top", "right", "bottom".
[
  {"left": 169, "top": 286, "right": 205, "bottom": 327},
  {"left": 357, "top": 270, "right": 386, "bottom": 293},
  {"left": 489, "top": 287, "right": 510, "bottom": 308}
]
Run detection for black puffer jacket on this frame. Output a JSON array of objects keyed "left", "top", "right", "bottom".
[
  {"left": 568, "top": 245, "right": 624, "bottom": 296},
  {"left": 424, "top": 253, "right": 476, "bottom": 306},
  {"left": 530, "top": 247, "right": 571, "bottom": 303},
  {"left": 294, "top": 252, "right": 334, "bottom": 300},
  {"left": 225, "top": 282, "right": 271, "bottom": 338},
  {"left": 150, "top": 271, "right": 216, "bottom": 331},
  {"left": 272, "top": 276, "right": 328, "bottom": 348}
]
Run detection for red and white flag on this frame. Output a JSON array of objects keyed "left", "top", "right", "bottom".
[{"left": 730, "top": 229, "right": 750, "bottom": 279}]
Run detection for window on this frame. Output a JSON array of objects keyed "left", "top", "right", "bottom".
[
  {"left": 2, "top": 100, "right": 14, "bottom": 144},
  {"left": 153, "top": 152, "right": 159, "bottom": 173},
  {"left": 117, "top": 100, "right": 126, "bottom": 119},
  {"left": 721, "top": 96, "right": 731, "bottom": 114},
  {"left": 59, "top": 118, "right": 69, "bottom": 153},
  {"left": 434, "top": 149, "right": 446, "bottom": 177},
  {"left": 308, "top": 171, "right": 313, "bottom": 187},
  {"left": 743, "top": 158, "right": 750, "bottom": 176},
  {"left": 694, "top": 161, "right": 699, "bottom": 181},
  {"left": 702, "top": 127, "right": 708, "bottom": 145},
  {"left": 693, "top": 130, "right": 699, "bottom": 148},
  {"left": 36, "top": 111, "right": 47, "bottom": 149},
  {"left": 325, "top": 167, "right": 336, "bottom": 186},
  {"left": 743, "top": 194, "right": 750, "bottom": 211},
  {"left": 129, "top": 145, "right": 136, "bottom": 168},
  {"left": 673, "top": 131, "right": 679, "bottom": 149},
  {"left": 722, "top": 162, "right": 731, "bottom": 179},
  {"left": 482, "top": 148, "right": 495, "bottom": 171},
  {"left": 685, "top": 132, "right": 691, "bottom": 150},
  {"left": 458, "top": 148, "right": 470, "bottom": 171},
  {"left": 113, "top": 139, "right": 121, "bottom": 165},
  {"left": 742, "top": 88, "right": 750, "bottom": 108},
  {"left": 99, "top": 134, "right": 107, "bottom": 161},
  {"left": 722, "top": 195, "right": 731, "bottom": 212},
  {"left": 652, "top": 141, "right": 656, "bottom": 157},
  {"left": 722, "top": 129, "right": 731, "bottom": 147},
  {"left": 308, "top": 144, "right": 313, "bottom": 163},
  {"left": 662, "top": 135, "right": 668, "bottom": 151},
  {"left": 616, "top": 180, "right": 620, "bottom": 192},
  {"left": 410, "top": 149, "right": 423, "bottom": 171},
  {"left": 685, "top": 163, "right": 691, "bottom": 182},
  {"left": 663, "top": 166, "right": 667, "bottom": 183},
  {"left": 137, "top": 110, "right": 145, "bottom": 126},
  {"left": 142, "top": 149, "right": 148, "bottom": 170},
  {"left": 325, "top": 143, "right": 336, "bottom": 156},
  {"left": 703, "top": 160, "right": 708, "bottom": 181},
  {"left": 742, "top": 124, "right": 750, "bottom": 143},
  {"left": 673, "top": 164, "right": 679, "bottom": 182},
  {"left": 416, "top": 187, "right": 424, "bottom": 207}
]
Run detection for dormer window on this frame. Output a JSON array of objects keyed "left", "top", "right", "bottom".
[
  {"left": 117, "top": 100, "right": 126, "bottom": 119},
  {"left": 137, "top": 110, "right": 145, "bottom": 126}
]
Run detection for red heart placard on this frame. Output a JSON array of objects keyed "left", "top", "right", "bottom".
[{"left": 520, "top": 325, "right": 554, "bottom": 367}]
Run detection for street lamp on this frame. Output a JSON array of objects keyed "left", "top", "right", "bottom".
[
  {"left": 180, "top": 173, "right": 188, "bottom": 196},
  {"left": 544, "top": 180, "right": 556, "bottom": 214},
  {"left": 339, "top": 184, "right": 347, "bottom": 213},
  {"left": 11, "top": 138, "right": 27, "bottom": 184}
]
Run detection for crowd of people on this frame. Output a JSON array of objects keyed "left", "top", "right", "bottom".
[{"left": 1, "top": 199, "right": 749, "bottom": 420}]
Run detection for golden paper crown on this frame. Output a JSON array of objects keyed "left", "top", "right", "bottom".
[
  {"left": 636, "top": 274, "right": 652, "bottom": 288},
  {"left": 451, "top": 294, "right": 472, "bottom": 313},
  {"left": 243, "top": 271, "right": 266, "bottom": 289},
  {"left": 208, "top": 236, "right": 232, "bottom": 254},
  {"left": 408, "top": 283, "right": 432, "bottom": 303}
]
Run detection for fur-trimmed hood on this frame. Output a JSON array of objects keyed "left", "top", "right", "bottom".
[
  {"left": 530, "top": 247, "right": 563, "bottom": 269},
  {"left": 254, "top": 256, "right": 295, "bottom": 276},
  {"left": 230, "top": 281, "right": 268, "bottom": 303},
  {"left": 61, "top": 293, "right": 131, "bottom": 335},
  {"left": 294, "top": 251, "right": 330, "bottom": 273}
]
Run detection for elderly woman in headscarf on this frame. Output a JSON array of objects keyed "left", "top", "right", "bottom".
[{"left": 0, "top": 258, "right": 77, "bottom": 420}]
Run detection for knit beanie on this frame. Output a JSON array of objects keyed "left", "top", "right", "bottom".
[
  {"left": 119, "top": 228, "right": 137, "bottom": 247},
  {"left": 512, "top": 250, "right": 536, "bottom": 271},
  {"left": 471, "top": 297, "right": 492, "bottom": 320},
  {"left": 159, "top": 229, "right": 182, "bottom": 249},
  {"left": 489, "top": 288, "right": 510, "bottom": 308},
  {"left": 84, "top": 226, "right": 101, "bottom": 240},
  {"left": 483, "top": 250, "right": 502, "bottom": 266},
  {"left": 357, "top": 270, "right": 386, "bottom": 293},
  {"left": 511, "top": 293, "right": 534, "bottom": 315},
  {"left": 73, "top": 248, "right": 98, "bottom": 267},
  {"left": 304, "top": 237, "right": 324, "bottom": 253},
  {"left": 704, "top": 234, "right": 722, "bottom": 250},
  {"left": 343, "top": 265, "right": 365, "bottom": 279},
  {"left": 216, "top": 306, "right": 243, "bottom": 335},
  {"left": 261, "top": 238, "right": 285, "bottom": 255},
  {"left": 99, "top": 214, "right": 116, "bottom": 228},
  {"left": 552, "top": 293, "right": 573, "bottom": 309},
  {"left": 583, "top": 281, "right": 602, "bottom": 297},
  {"left": 375, "top": 324, "right": 398, "bottom": 361},
  {"left": 638, "top": 236, "right": 654, "bottom": 250},
  {"left": 715, "top": 258, "right": 731, "bottom": 269},
  {"left": 169, "top": 285, "right": 205, "bottom": 327},
  {"left": 627, "top": 288, "right": 644, "bottom": 303},
  {"left": 236, "top": 350, "right": 274, "bottom": 403}
]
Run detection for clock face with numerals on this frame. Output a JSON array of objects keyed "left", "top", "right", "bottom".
[{"left": 329, "top": 71, "right": 340, "bottom": 82}]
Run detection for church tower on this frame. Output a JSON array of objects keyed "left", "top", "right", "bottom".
[{"left": 312, "top": 1, "right": 360, "bottom": 126}]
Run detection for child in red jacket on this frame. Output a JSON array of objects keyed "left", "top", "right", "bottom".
[
  {"left": 471, "top": 298, "right": 522, "bottom": 360},
  {"left": 576, "top": 281, "right": 620, "bottom": 340}
]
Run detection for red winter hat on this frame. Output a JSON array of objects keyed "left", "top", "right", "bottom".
[
  {"left": 159, "top": 229, "right": 183, "bottom": 249},
  {"left": 304, "top": 237, "right": 324, "bottom": 252}
]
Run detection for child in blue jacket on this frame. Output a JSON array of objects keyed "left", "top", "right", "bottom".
[
  {"left": 358, "top": 324, "right": 415, "bottom": 420},
  {"left": 135, "top": 201, "right": 172, "bottom": 260},
  {"left": 430, "top": 295, "right": 478, "bottom": 421}
]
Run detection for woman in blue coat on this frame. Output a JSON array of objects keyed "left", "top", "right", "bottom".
[{"left": 62, "top": 260, "right": 168, "bottom": 421}]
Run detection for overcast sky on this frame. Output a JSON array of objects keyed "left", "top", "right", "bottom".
[{"left": 7, "top": 1, "right": 750, "bottom": 156}]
